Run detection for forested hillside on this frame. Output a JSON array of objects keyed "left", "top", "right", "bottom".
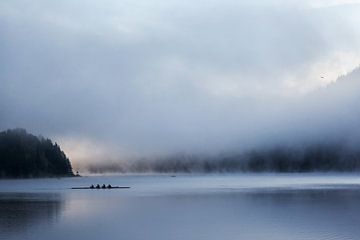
[{"left": 0, "top": 129, "right": 74, "bottom": 178}]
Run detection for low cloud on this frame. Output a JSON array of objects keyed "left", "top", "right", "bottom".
[{"left": 1, "top": 0, "right": 360, "bottom": 168}]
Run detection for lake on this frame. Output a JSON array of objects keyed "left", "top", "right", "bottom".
[{"left": 1, "top": 174, "right": 360, "bottom": 240}]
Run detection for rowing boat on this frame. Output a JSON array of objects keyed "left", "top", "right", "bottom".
[{"left": 71, "top": 186, "right": 130, "bottom": 189}]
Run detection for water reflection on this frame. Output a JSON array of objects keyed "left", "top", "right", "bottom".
[
  {"left": 0, "top": 193, "right": 64, "bottom": 238},
  {"left": 1, "top": 176, "right": 360, "bottom": 240},
  {"left": 114, "top": 189, "right": 360, "bottom": 240},
  {"left": 237, "top": 189, "right": 360, "bottom": 240}
]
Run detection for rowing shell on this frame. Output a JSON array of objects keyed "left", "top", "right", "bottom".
[{"left": 71, "top": 186, "right": 130, "bottom": 189}]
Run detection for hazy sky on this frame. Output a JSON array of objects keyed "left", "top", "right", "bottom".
[{"left": 1, "top": 0, "right": 360, "bottom": 165}]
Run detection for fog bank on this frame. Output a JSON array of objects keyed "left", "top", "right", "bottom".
[{"left": 1, "top": 0, "right": 360, "bottom": 171}]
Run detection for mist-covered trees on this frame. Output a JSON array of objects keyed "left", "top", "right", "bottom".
[
  {"left": 0, "top": 128, "right": 74, "bottom": 178},
  {"left": 244, "top": 144, "right": 360, "bottom": 172},
  {"left": 85, "top": 143, "right": 360, "bottom": 174}
]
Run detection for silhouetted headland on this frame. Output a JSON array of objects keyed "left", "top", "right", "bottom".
[{"left": 0, "top": 128, "right": 74, "bottom": 178}]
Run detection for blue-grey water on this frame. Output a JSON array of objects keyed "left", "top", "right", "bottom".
[{"left": 1, "top": 174, "right": 360, "bottom": 240}]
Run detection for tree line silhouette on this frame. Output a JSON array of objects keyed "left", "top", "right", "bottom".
[{"left": 0, "top": 128, "right": 74, "bottom": 178}]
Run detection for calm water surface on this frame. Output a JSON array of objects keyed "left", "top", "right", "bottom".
[{"left": 1, "top": 174, "right": 360, "bottom": 240}]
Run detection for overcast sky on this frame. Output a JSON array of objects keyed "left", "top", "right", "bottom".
[{"left": 1, "top": 0, "right": 360, "bottom": 165}]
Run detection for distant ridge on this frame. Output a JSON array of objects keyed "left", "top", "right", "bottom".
[{"left": 0, "top": 128, "right": 74, "bottom": 178}]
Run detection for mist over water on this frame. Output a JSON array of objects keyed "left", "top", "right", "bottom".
[{"left": 2, "top": 1, "right": 360, "bottom": 240}]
